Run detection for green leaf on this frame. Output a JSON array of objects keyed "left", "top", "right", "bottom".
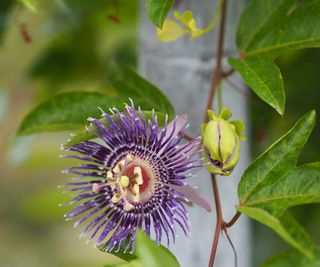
[
  {"left": 17, "top": 92, "right": 127, "bottom": 135},
  {"left": 236, "top": 206, "right": 314, "bottom": 259},
  {"left": 136, "top": 232, "right": 180, "bottom": 267},
  {"left": 237, "top": 111, "right": 320, "bottom": 258},
  {"left": 104, "top": 262, "right": 142, "bottom": 267},
  {"left": 236, "top": 0, "right": 296, "bottom": 52},
  {"left": 65, "top": 111, "right": 167, "bottom": 147},
  {"left": 145, "top": 0, "right": 175, "bottom": 28},
  {"left": 229, "top": 57, "right": 285, "bottom": 115},
  {"left": 99, "top": 238, "right": 138, "bottom": 263},
  {"left": 260, "top": 246, "right": 320, "bottom": 267},
  {"left": 245, "top": 1, "right": 320, "bottom": 60},
  {"left": 244, "top": 162, "right": 320, "bottom": 210},
  {"left": 109, "top": 66, "right": 175, "bottom": 119},
  {"left": 238, "top": 110, "right": 316, "bottom": 205},
  {"left": 99, "top": 232, "right": 180, "bottom": 267}
]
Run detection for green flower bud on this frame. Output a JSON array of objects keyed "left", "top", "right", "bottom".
[{"left": 202, "top": 108, "right": 245, "bottom": 176}]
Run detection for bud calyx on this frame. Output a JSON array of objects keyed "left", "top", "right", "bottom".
[{"left": 202, "top": 108, "right": 245, "bottom": 176}]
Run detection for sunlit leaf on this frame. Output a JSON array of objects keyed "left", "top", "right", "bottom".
[
  {"left": 157, "top": 19, "right": 188, "bottom": 42},
  {"left": 100, "top": 232, "right": 180, "bottom": 266},
  {"left": 136, "top": 232, "right": 180, "bottom": 267},
  {"left": 173, "top": 11, "right": 204, "bottom": 39},
  {"left": 104, "top": 261, "right": 142, "bottom": 267},
  {"left": 157, "top": 11, "right": 208, "bottom": 42},
  {"left": 229, "top": 57, "right": 285, "bottom": 115}
]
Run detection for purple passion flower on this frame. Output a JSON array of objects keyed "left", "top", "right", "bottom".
[{"left": 60, "top": 103, "right": 210, "bottom": 253}]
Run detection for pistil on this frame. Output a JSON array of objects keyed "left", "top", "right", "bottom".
[{"left": 91, "top": 154, "right": 146, "bottom": 212}]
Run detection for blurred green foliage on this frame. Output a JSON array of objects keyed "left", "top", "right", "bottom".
[
  {"left": 0, "top": 0, "right": 15, "bottom": 43},
  {"left": 0, "top": 1, "right": 138, "bottom": 266},
  {"left": 1, "top": 1, "right": 320, "bottom": 267}
]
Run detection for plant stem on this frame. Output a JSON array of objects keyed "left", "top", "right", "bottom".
[
  {"left": 204, "top": 1, "right": 236, "bottom": 266},
  {"left": 217, "top": 81, "right": 222, "bottom": 112},
  {"left": 208, "top": 174, "right": 223, "bottom": 267},
  {"left": 203, "top": 0, "right": 227, "bottom": 123}
]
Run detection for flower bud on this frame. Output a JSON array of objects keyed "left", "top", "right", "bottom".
[{"left": 202, "top": 108, "right": 245, "bottom": 176}]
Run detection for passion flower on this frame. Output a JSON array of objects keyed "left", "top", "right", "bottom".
[
  {"left": 202, "top": 108, "right": 245, "bottom": 176},
  {"left": 60, "top": 102, "right": 210, "bottom": 253}
]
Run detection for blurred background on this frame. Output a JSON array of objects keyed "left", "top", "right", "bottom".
[{"left": 0, "top": 1, "right": 319, "bottom": 267}]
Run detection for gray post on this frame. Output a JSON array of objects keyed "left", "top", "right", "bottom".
[{"left": 139, "top": 1, "right": 251, "bottom": 266}]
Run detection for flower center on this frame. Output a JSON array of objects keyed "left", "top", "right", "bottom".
[
  {"left": 123, "top": 164, "right": 150, "bottom": 193},
  {"left": 91, "top": 154, "right": 156, "bottom": 212}
]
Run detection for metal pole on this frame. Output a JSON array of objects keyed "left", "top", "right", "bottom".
[{"left": 139, "top": 1, "right": 251, "bottom": 266}]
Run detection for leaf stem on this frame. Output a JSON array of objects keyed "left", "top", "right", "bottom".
[
  {"left": 224, "top": 211, "right": 241, "bottom": 228},
  {"left": 201, "top": 0, "right": 225, "bottom": 35}
]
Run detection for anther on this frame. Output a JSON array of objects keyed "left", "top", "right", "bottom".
[
  {"left": 92, "top": 183, "right": 101, "bottom": 194},
  {"left": 111, "top": 192, "right": 121, "bottom": 203},
  {"left": 123, "top": 201, "right": 134, "bottom": 212}
]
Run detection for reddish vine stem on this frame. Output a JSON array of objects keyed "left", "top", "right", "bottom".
[
  {"left": 205, "top": 0, "right": 243, "bottom": 266},
  {"left": 208, "top": 174, "right": 223, "bottom": 267},
  {"left": 206, "top": 1, "right": 227, "bottom": 265},
  {"left": 203, "top": 0, "right": 227, "bottom": 123},
  {"left": 224, "top": 211, "right": 241, "bottom": 228}
]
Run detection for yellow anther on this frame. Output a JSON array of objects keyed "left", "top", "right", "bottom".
[
  {"left": 132, "top": 183, "right": 140, "bottom": 194},
  {"left": 132, "top": 192, "right": 140, "bottom": 203},
  {"left": 120, "top": 175, "right": 130, "bottom": 187},
  {"left": 107, "top": 171, "right": 113, "bottom": 179},
  {"left": 126, "top": 153, "right": 135, "bottom": 161},
  {"left": 113, "top": 164, "right": 121, "bottom": 173},
  {"left": 109, "top": 184, "right": 116, "bottom": 190},
  {"left": 134, "top": 166, "right": 143, "bottom": 185},
  {"left": 113, "top": 159, "right": 125, "bottom": 173},
  {"left": 92, "top": 183, "right": 100, "bottom": 194},
  {"left": 111, "top": 192, "right": 121, "bottom": 203},
  {"left": 123, "top": 202, "right": 134, "bottom": 212}
]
